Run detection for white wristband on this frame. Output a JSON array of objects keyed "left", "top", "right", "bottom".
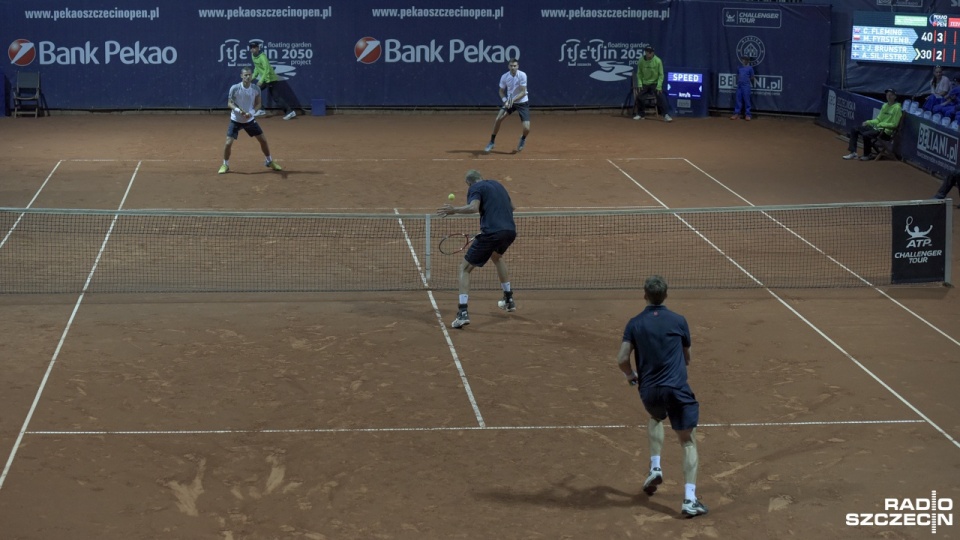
[
  {"left": 502, "top": 97, "right": 507, "bottom": 103},
  {"left": 234, "top": 107, "right": 242, "bottom": 114}
]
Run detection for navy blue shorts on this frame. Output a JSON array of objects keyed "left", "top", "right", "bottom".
[
  {"left": 465, "top": 229, "right": 516, "bottom": 267},
  {"left": 640, "top": 384, "right": 699, "bottom": 431},
  {"left": 227, "top": 119, "right": 264, "bottom": 139},
  {"left": 503, "top": 102, "right": 530, "bottom": 122}
]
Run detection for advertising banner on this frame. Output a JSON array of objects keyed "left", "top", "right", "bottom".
[
  {"left": 891, "top": 202, "right": 948, "bottom": 284},
  {"left": 692, "top": 3, "right": 832, "bottom": 114},
  {"left": 817, "top": 85, "right": 885, "bottom": 134},
  {"left": 0, "top": 0, "right": 830, "bottom": 111},
  {"left": 899, "top": 113, "right": 960, "bottom": 177}
]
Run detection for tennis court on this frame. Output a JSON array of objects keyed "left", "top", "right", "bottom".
[{"left": 1, "top": 113, "right": 958, "bottom": 539}]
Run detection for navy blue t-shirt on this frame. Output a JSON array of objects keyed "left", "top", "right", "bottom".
[
  {"left": 467, "top": 179, "right": 515, "bottom": 234},
  {"left": 621, "top": 305, "right": 691, "bottom": 391}
]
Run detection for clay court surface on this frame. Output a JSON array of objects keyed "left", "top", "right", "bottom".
[{"left": 0, "top": 112, "right": 958, "bottom": 539}]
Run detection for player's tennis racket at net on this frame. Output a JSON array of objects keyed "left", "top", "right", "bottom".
[{"left": 438, "top": 233, "right": 477, "bottom": 255}]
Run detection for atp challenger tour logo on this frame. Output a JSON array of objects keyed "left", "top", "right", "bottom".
[
  {"left": 847, "top": 492, "right": 953, "bottom": 533},
  {"left": 896, "top": 215, "right": 943, "bottom": 264}
]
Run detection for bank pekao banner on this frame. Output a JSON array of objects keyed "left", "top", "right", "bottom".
[
  {"left": 0, "top": 0, "right": 831, "bottom": 111},
  {"left": 891, "top": 201, "right": 949, "bottom": 285}
]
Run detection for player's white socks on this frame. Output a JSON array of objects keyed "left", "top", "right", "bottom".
[
  {"left": 223, "top": 160, "right": 229, "bottom": 166},
  {"left": 266, "top": 155, "right": 273, "bottom": 162},
  {"left": 502, "top": 282, "right": 511, "bottom": 292},
  {"left": 459, "top": 294, "right": 468, "bottom": 305},
  {"left": 685, "top": 483, "right": 697, "bottom": 501},
  {"left": 651, "top": 455, "right": 661, "bottom": 470}
]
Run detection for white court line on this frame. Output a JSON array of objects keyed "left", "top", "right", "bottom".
[
  {"left": 681, "top": 158, "right": 960, "bottom": 349},
  {"left": 23, "top": 419, "right": 925, "bottom": 436},
  {"left": 608, "top": 159, "right": 960, "bottom": 451},
  {"left": 59, "top": 157, "right": 690, "bottom": 163},
  {"left": 0, "top": 160, "right": 63, "bottom": 250},
  {"left": 394, "top": 209, "right": 485, "bottom": 427},
  {"left": 0, "top": 162, "right": 143, "bottom": 491}
]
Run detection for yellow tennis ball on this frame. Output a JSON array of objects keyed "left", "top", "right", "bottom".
[{"left": 448, "top": 193, "right": 456, "bottom": 201}]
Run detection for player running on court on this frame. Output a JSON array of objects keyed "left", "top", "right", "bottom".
[
  {"left": 616, "top": 275, "right": 708, "bottom": 518},
  {"left": 484, "top": 58, "right": 530, "bottom": 154},
  {"left": 219, "top": 66, "right": 282, "bottom": 174},
  {"left": 436, "top": 169, "right": 517, "bottom": 329}
]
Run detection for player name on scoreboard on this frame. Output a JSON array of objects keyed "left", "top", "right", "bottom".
[
  {"left": 850, "top": 13, "right": 960, "bottom": 66},
  {"left": 852, "top": 26, "right": 919, "bottom": 63}
]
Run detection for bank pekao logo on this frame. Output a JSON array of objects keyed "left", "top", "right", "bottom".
[
  {"left": 354, "top": 37, "right": 518, "bottom": 63},
  {"left": 736, "top": 36, "right": 765, "bottom": 65},
  {"left": 355, "top": 37, "right": 381, "bottom": 64},
  {"left": 8, "top": 39, "right": 36, "bottom": 66},
  {"left": 847, "top": 492, "right": 953, "bottom": 534}
]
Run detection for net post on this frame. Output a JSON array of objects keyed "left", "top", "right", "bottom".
[
  {"left": 945, "top": 198, "right": 953, "bottom": 286},
  {"left": 425, "top": 213, "right": 432, "bottom": 284}
]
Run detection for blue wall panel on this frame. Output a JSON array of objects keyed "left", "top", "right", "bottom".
[{"left": 0, "top": 0, "right": 832, "bottom": 112}]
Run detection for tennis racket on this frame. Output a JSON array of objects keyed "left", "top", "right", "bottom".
[{"left": 438, "top": 233, "right": 476, "bottom": 255}]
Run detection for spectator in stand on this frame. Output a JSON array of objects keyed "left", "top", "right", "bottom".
[
  {"left": 842, "top": 88, "right": 902, "bottom": 161},
  {"left": 923, "top": 65, "right": 951, "bottom": 112},
  {"left": 931, "top": 79, "right": 960, "bottom": 120}
]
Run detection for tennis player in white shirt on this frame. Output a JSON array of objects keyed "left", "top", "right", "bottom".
[{"left": 484, "top": 59, "right": 530, "bottom": 154}]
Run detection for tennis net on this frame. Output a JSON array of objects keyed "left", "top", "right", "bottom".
[{"left": 0, "top": 200, "right": 951, "bottom": 294}]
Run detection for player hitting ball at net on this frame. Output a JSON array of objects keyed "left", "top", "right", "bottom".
[{"left": 436, "top": 169, "right": 517, "bottom": 329}]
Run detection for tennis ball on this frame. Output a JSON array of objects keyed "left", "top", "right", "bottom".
[{"left": 448, "top": 193, "right": 456, "bottom": 201}]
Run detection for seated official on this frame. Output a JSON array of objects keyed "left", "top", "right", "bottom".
[{"left": 843, "top": 88, "right": 902, "bottom": 161}]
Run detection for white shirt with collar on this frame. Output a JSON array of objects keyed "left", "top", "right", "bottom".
[
  {"left": 228, "top": 82, "right": 260, "bottom": 123},
  {"left": 499, "top": 70, "right": 529, "bottom": 104}
]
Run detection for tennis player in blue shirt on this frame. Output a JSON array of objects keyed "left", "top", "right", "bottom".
[
  {"left": 436, "top": 169, "right": 517, "bottom": 329},
  {"left": 617, "top": 275, "right": 707, "bottom": 517}
]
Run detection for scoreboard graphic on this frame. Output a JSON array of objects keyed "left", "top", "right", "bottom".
[{"left": 851, "top": 12, "right": 960, "bottom": 67}]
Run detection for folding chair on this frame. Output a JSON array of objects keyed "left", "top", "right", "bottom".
[
  {"left": 13, "top": 71, "right": 42, "bottom": 118},
  {"left": 635, "top": 88, "right": 660, "bottom": 119},
  {"left": 621, "top": 85, "right": 659, "bottom": 119},
  {"left": 874, "top": 115, "right": 904, "bottom": 161}
]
